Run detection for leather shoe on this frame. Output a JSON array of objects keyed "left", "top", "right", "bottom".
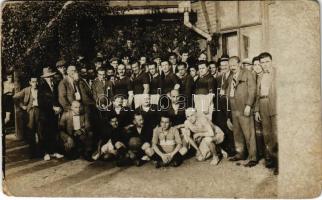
[
  {"left": 244, "top": 160, "right": 258, "bottom": 167},
  {"left": 229, "top": 155, "right": 245, "bottom": 162}
]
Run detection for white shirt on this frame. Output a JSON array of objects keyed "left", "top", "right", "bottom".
[
  {"left": 31, "top": 88, "right": 38, "bottom": 106},
  {"left": 260, "top": 73, "right": 272, "bottom": 96},
  {"left": 229, "top": 71, "right": 240, "bottom": 98},
  {"left": 73, "top": 115, "right": 81, "bottom": 130}
]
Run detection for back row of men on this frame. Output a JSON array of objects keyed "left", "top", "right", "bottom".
[{"left": 12, "top": 51, "right": 278, "bottom": 174}]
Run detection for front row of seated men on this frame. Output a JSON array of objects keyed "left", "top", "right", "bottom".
[{"left": 59, "top": 96, "right": 225, "bottom": 168}]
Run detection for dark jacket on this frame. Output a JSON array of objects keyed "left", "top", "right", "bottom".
[{"left": 226, "top": 69, "right": 257, "bottom": 113}]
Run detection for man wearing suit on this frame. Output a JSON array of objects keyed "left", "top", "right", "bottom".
[
  {"left": 92, "top": 67, "right": 113, "bottom": 110},
  {"left": 59, "top": 100, "right": 93, "bottom": 161},
  {"left": 38, "top": 67, "right": 64, "bottom": 161},
  {"left": 58, "top": 65, "right": 81, "bottom": 112},
  {"left": 226, "top": 56, "right": 258, "bottom": 167},
  {"left": 13, "top": 76, "right": 40, "bottom": 158},
  {"left": 255, "top": 52, "right": 278, "bottom": 174}
]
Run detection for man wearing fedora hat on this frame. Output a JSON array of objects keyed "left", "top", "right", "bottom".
[{"left": 38, "top": 67, "right": 64, "bottom": 161}]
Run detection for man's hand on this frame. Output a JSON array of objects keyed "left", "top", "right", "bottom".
[
  {"left": 255, "top": 112, "right": 262, "bottom": 122},
  {"left": 21, "top": 105, "right": 27, "bottom": 111},
  {"left": 53, "top": 106, "right": 62, "bottom": 114},
  {"left": 227, "top": 118, "right": 233, "bottom": 131},
  {"left": 4, "top": 116, "right": 10, "bottom": 125},
  {"left": 161, "top": 154, "right": 170, "bottom": 164},
  {"left": 65, "top": 137, "right": 74, "bottom": 150},
  {"left": 244, "top": 105, "right": 251, "bottom": 117}
]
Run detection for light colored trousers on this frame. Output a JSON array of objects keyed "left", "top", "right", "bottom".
[{"left": 232, "top": 110, "right": 257, "bottom": 161}]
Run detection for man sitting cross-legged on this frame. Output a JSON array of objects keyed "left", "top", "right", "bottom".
[
  {"left": 59, "top": 100, "right": 93, "bottom": 161},
  {"left": 92, "top": 115, "right": 128, "bottom": 162},
  {"left": 181, "top": 107, "right": 225, "bottom": 165},
  {"left": 151, "top": 113, "right": 184, "bottom": 168}
]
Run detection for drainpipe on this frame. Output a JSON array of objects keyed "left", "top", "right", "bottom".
[{"left": 183, "top": 11, "right": 212, "bottom": 42}]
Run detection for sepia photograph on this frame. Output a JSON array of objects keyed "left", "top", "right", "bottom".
[{"left": 1, "top": 0, "right": 321, "bottom": 198}]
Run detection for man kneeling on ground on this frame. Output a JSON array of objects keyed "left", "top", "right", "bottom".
[
  {"left": 151, "top": 113, "right": 185, "bottom": 168},
  {"left": 59, "top": 100, "right": 93, "bottom": 161},
  {"left": 182, "top": 107, "right": 225, "bottom": 165}
]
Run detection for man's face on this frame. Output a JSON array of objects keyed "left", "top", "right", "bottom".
[
  {"left": 177, "top": 65, "right": 187, "bottom": 77},
  {"left": 71, "top": 102, "right": 81, "bottom": 115},
  {"left": 29, "top": 78, "right": 38, "bottom": 88},
  {"left": 67, "top": 66, "right": 77, "bottom": 77},
  {"left": 106, "top": 69, "right": 114, "bottom": 77},
  {"left": 181, "top": 53, "right": 189, "bottom": 62},
  {"left": 161, "top": 61, "right": 170, "bottom": 73},
  {"left": 73, "top": 72, "right": 80, "bottom": 81},
  {"left": 169, "top": 56, "right": 177, "bottom": 65},
  {"left": 154, "top": 58, "right": 161, "bottom": 65},
  {"left": 110, "top": 117, "right": 119, "bottom": 129},
  {"left": 260, "top": 57, "right": 272, "bottom": 72},
  {"left": 198, "top": 64, "right": 208, "bottom": 76},
  {"left": 210, "top": 64, "right": 217, "bottom": 75},
  {"left": 148, "top": 64, "right": 157, "bottom": 75},
  {"left": 117, "top": 64, "right": 126, "bottom": 76},
  {"left": 7, "top": 75, "right": 13, "bottom": 82},
  {"left": 160, "top": 117, "right": 170, "bottom": 130},
  {"left": 198, "top": 53, "right": 207, "bottom": 61},
  {"left": 80, "top": 68, "right": 87, "bottom": 79},
  {"left": 114, "top": 97, "right": 123, "bottom": 107},
  {"left": 126, "top": 40, "right": 132, "bottom": 48},
  {"left": 140, "top": 57, "right": 147, "bottom": 65},
  {"left": 253, "top": 60, "right": 263, "bottom": 74},
  {"left": 142, "top": 94, "right": 150, "bottom": 107},
  {"left": 186, "top": 111, "right": 197, "bottom": 124},
  {"left": 229, "top": 59, "right": 240, "bottom": 74},
  {"left": 243, "top": 63, "right": 253, "bottom": 71},
  {"left": 134, "top": 115, "right": 144, "bottom": 127},
  {"left": 170, "top": 90, "right": 180, "bottom": 104},
  {"left": 95, "top": 62, "right": 102, "bottom": 69},
  {"left": 132, "top": 63, "right": 140, "bottom": 74},
  {"left": 220, "top": 61, "right": 229, "bottom": 74},
  {"left": 97, "top": 70, "right": 106, "bottom": 80},
  {"left": 122, "top": 57, "right": 130, "bottom": 65},
  {"left": 111, "top": 60, "right": 118, "bottom": 69},
  {"left": 57, "top": 66, "right": 66, "bottom": 75},
  {"left": 189, "top": 68, "right": 197, "bottom": 77},
  {"left": 88, "top": 69, "right": 96, "bottom": 79}
]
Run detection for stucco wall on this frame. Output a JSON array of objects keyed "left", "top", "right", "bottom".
[{"left": 266, "top": 0, "right": 321, "bottom": 198}]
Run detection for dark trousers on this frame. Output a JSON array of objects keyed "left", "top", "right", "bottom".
[
  {"left": 259, "top": 99, "right": 278, "bottom": 164},
  {"left": 39, "top": 112, "right": 61, "bottom": 155},
  {"left": 151, "top": 152, "right": 183, "bottom": 167},
  {"left": 213, "top": 96, "right": 236, "bottom": 156},
  {"left": 26, "top": 107, "right": 41, "bottom": 157},
  {"left": 64, "top": 132, "right": 93, "bottom": 159}
]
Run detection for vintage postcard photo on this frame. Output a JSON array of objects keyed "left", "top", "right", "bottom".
[{"left": 1, "top": 0, "right": 321, "bottom": 198}]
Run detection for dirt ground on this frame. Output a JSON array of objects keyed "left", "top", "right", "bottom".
[{"left": 3, "top": 134, "right": 277, "bottom": 198}]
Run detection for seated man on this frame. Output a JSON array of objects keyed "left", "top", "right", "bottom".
[
  {"left": 151, "top": 114, "right": 184, "bottom": 168},
  {"left": 92, "top": 115, "right": 128, "bottom": 161},
  {"left": 59, "top": 100, "right": 93, "bottom": 161},
  {"left": 118, "top": 113, "right": 154, "bottom": 166},
  {"left": 182, "top": 108, "right": 225, "bottom": 165}
]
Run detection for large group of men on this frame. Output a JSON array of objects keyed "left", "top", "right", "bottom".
[{"left": 12, "top": 45, "right": 278, "bottom": 174}]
